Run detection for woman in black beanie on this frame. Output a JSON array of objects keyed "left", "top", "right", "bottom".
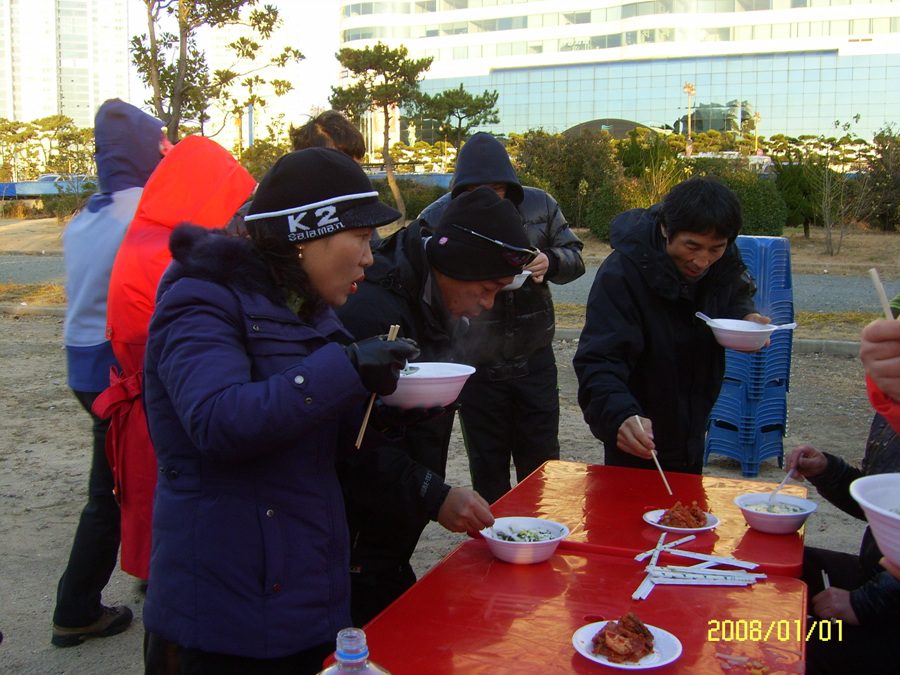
[{"left": 141, "top": 148, "right": 417, "bottom": 674}]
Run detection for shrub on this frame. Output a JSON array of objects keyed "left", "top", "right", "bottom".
[
  {"left": 371, "top": 177, "right": 448, "bottom": 221},
  {"left": 721, "top": 171, "right": 786, "bottom": 236}
]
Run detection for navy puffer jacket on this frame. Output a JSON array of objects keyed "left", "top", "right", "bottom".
[{"left": 143, "top": 224, "right": 366, "bottom": 657}]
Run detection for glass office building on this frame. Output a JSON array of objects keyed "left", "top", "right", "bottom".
[{"left": 339, "top": 0, "right": 900, "bottom": 141}]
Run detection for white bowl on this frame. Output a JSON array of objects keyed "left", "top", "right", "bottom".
[
  {"left": 481, "top": 516, "right": 570, "bottom": 564},
  {"left": 734, "top": 493, "right": 818, "bottom": 535},
  {"left": 502, "top": 270, "right": 532, "bottom": 291},
  {"left": 708, "top": 319, "right": 777, "bottom": 351},
  {"left": 379, "top": 362, "right": 475, "bottom": 409},
  {"left": 850, "top": 473, "right": 900, "bottom": 567}
]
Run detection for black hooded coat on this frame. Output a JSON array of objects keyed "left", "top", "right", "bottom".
[
  {"left": 574, "top": 204, "right": 758, "bottom": 472},
  {"left": 417, "top": 132, "right": 585, "bottom": 375}
]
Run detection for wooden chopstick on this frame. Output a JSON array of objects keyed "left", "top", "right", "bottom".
[
  {"left": 635, "top": 415, "right": 673, "bottom": 495},
  {"left": 869, "top": 268, "right": 895, "bottom": 319},
  {"left": 355, "top": 324, "right": 400, "bottom": 449}
]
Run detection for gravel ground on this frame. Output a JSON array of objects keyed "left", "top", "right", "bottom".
[{"left": 1, "top": 315, "right": 874, "bottom": 674}]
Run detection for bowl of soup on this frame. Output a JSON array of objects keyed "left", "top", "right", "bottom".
[
  {"left": 734, "top": 493, "right": 817, "bottom": 535},
  {"left": 379, "top": 362, "right": 476, "bottom": 409}
]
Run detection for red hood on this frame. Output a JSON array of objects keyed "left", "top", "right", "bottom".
[
  {"left": 107, "top": 136, "right": 256, "bottom": 369},
  {"left": 132, "top": 135, "right": 256, "bottom": 230}
]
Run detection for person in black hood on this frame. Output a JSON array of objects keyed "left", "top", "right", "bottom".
[
  {"left": 574, "top": 177, "right": 769, "bottom": 474},
  {"left": 416, "top": 132, "right": 585, "bottom": 504},
  {"left": 336, "top": 185, "right": 536, "bottom": 626}
]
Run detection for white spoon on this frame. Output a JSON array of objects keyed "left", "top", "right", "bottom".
[
  {"left": 695, "top": 311, "right": 725, "bottom": 327},
  {"left": 767, "top": 472, "right": 793, "bottom": 512},
  {"left": 771, "top": 322, "right": 798, "bottom": 331}
]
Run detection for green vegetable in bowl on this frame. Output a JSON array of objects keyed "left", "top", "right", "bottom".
[{"left": 496, "top": 527, "right": 555, "bottom": 542}]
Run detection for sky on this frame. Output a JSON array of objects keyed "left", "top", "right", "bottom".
[{"left": 125, "top": 0, "right": 342, "bottom": 118}]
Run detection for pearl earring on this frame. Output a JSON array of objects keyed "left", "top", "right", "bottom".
[{"left": 297, "top": 247, "right": 303, "bottom": 260}]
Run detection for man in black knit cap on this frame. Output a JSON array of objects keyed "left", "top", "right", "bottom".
[{"left": 336, "top": 185, "right": 537, "bottom": 625}]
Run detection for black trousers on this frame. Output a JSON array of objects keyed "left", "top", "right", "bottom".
[
  {"left": 53, "top": 389, "right": 122, "bottom": 627},
  {"left": 176, "top": 641, "right": 335, "bottom": 675},
  {"left": 801, "top": 546, "right": 897, "bottom": 675},
  {"left": 350, "top": 562, "right": 417, "bottom": 628},
  {"left": 458, "top": 346, "right": 560, "bottom": 504}
]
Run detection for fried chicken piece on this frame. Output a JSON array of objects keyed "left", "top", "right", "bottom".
[
  {"left": 591, "top": 612, "right": 655, "bottom": 663},
  {"left": 659, "top": 500, "right": 707, "bottom": 528}
]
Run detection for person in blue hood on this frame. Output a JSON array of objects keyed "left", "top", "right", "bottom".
[
  {"left": 416, "top": 132, "right": 585, "bottom": 504},
  {"left": 52, "top": 99, "right": 167, "bottom": 648}
]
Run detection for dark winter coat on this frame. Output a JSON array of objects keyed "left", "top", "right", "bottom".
[
  {"left": 335, "top": 221, "right": 456, "bottom": 573},
  {"left": 574, "top": 204, "right": 758, "bottom": 472},
  {"left": 809, "top": 414, "right": 900, "bottom": 626},
  {"left": 142, "top": 224, "right": 365, "bottom": 658},
  {"left": 417, "top": 189, "right": 584, "bottom": 377}
]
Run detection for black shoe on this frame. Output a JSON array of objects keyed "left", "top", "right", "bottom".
[{"left": 51, "top": 605, "right": 133, "bottom": 648}]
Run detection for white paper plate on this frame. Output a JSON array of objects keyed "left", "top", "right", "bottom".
[
  {"left": 642, "top": 509, "right": 720, "bottom": 533},
  {"left": 573, "top": 621, "right": 683, "bottom": 669}
]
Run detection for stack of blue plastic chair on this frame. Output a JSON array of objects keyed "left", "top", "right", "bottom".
[{"left": 704, "top": 236, "right": 794, "bottom": 477}]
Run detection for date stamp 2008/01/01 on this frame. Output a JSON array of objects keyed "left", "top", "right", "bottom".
[{"left": 708, "top": 619, "right": 843, "bottom": 642}]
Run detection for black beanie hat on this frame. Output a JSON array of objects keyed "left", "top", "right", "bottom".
[
  {"left": 426, "top": 185, "right": 534, "bottom": 281},
  {"left": 450, "top": 132, "right": 524, "bottom": 205},
  {"left": 244, "top": 147, "right": 400, "bottom": 243}
]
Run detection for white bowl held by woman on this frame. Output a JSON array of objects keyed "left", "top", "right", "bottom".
[
  {"left": 734, "top": 493, "right": 818, "bottom": 535},
  {"left": 850, "top": 473, "right": 900, "bottom": 567},
  {"left": 480, "top": 516, "right": 570, "bottom": 564},
  {"left": 707, "top": 318, "right": 777, "bottom": 351},
  {"left": 379, "top": 362, "right": 476, "bottom": 409}
]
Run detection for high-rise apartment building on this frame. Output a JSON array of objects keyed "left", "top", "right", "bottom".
[
  {"left": 0, "top": 0, "right": 132, "bottom": 128},
  {"left": 339, "top": 0, "right": 900, "bottom": 141}
]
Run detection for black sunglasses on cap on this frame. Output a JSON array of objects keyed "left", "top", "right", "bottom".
[{"left": 450, "top": 223, "right": 538, "bottom": 268}]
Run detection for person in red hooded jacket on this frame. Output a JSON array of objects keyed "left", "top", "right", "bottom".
[{"left": 93, "top": 136, "right": 256, "bottom": 672}]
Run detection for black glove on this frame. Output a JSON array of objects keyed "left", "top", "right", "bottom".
[
  {"left": 344, "top": 335, "right": 420, "bottom": 396},
  {"left": 371, "top": 400, "right": 461, "bottom": 429}
]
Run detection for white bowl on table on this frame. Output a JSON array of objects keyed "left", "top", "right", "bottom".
[
  {"left": 706, "top": 318, "right": 777, "bottom": 351},
  {"left": 734, "top": 493, "right": 818, "bottom": 535},
  {"left": 480, "top": 516, "right": 570, "bottom": 564},
  {"left": 379, "top": 362, "right": 475, "bottom": 410},
  {"left": 850, "top": 473, "right": 900, "bottom": 567}
]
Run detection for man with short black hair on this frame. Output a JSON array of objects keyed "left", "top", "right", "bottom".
[{"left": 574, "top": 176, "right": 769, "bottom": 474}]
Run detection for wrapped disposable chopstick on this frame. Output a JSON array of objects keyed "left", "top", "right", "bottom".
[
  {"left": 651, "top": 577, "right": 758, "bottom": 587},
  {"left": 647, "top": 568, "right": 765, "bottom": 582},
  {"left": 663, "top": 549, "right": 759, "bottom": 569},
  {"left": 660, "top": 565, "right": 767, "bottom": 579},
  {"left": 634, "top": 534, "right": 696, "bottom": 561}
]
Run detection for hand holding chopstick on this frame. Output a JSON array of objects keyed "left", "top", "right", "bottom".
[
  {"left": 634, "top": 415, "right": 673, "bottom": 496},
  {"left": 355, "top": 325, "right": 401, "bottom": 448}
]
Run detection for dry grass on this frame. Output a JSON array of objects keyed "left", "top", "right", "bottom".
[
  {"left": 784, "top": 226, "right": 900, "bottom": 278},
  {"left": 0, "top": 282, "right": 66, "bottom": 306},
  {"left": 2, "top": 224, "right": 897, "bottom": 344}
]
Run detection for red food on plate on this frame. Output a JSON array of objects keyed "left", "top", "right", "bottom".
[
  {"left": 591, "top": 612, "right": 655, "bottom": 663},
  {"left": 659, "top": 500, "right": 707, "bottom": 528}
]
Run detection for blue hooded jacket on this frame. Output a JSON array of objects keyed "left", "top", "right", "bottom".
[{"left": 63, "top": 99, "right": 164, "bottom": 391}]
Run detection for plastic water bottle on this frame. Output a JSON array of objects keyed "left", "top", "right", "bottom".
[{"left": 317, "top": 627, "right": 392, "bottom": 674}]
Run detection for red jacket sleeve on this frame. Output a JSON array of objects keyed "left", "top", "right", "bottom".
[{"left": 866, "top": 374, "right": 900, "bottom": 434}]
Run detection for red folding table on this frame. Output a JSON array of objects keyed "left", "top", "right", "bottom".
[{"left": 348, "top": 462, "right": 810, "bottom": 673}]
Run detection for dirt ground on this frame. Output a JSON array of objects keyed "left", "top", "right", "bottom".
[{"left": 0, "top": 313, "right": 875, "bottom": 674}]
